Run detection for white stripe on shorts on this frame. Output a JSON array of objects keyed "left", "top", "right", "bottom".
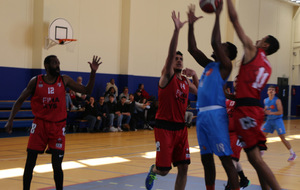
[{"left": 198, "top": 105, "right": 224, "bottom": 112}]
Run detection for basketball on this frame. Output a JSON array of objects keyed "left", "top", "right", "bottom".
[{"left": 199, "top": 0, "right": 221, "bottom": 13}]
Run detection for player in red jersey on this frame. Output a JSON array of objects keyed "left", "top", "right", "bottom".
[
  {"left": 5, "top": 55, "right": 102, "bottom": 190},
  {"left": 226, "top": 0, "right": 280, "bottom": 189},
  {"left": 145, "top": 11, "right": 198, "bottom": 190},
  {"left": 225, "top": 76, "right": 250, "bottom": 190}
]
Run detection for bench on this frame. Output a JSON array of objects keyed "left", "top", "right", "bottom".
[{"left": 0, "top": 101, "right": 34, "bottom": 129}]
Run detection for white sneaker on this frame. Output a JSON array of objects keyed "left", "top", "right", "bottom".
[
  {"left": 109, "top": 126, "right": 118, "bottom": 132},
  {"left": 288, "top": 152, "right": 297, "bottom": 162},
  {"left": 117, "top": 127, "right": 123, "bottom": 132}
]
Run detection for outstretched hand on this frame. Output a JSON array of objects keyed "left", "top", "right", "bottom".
[
  {"left": 172, "top": 11, "right": 187, "bottom": 30},
  {"left": 182, "top": 68, "right": 196, "bottom": 77},
  {"left": 187, "top": 4, "right": 203, "bottom": 24},
  {"left": 88, "top": 56, "right": 102, "bottom": 72}
]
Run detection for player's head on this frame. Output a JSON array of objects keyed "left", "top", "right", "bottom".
[
  {"left": 174, "top": 51, "right": 183, "bottom": 73},
  {"left": 267, "top": 85, "right": 276, "bottom": 96},
  {"left": 211, "top": 42, "right": 237, "bottom": 61},
  {"left": 256, "top": 35, "right": 279, "bottom": 55},
  {"left": 44, "top": 55, "right": 60, "bottom": 76}
]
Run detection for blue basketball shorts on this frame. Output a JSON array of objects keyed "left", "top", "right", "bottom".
[
  {"left": 262, "top": 118, "right": 286, "bottom": 135},
  {"left": 196, "top": 107, "right": 232, "bottom": 156}
]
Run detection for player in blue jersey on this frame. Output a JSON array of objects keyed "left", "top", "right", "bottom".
[
  {"left": 187, "top": 3, "right": 239, "bottom": 190},
  {"left": 262, "top": 85, "right": 297, "bottom": 161}
]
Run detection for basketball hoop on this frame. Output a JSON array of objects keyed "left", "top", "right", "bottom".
[
  {"left": 45, "top": 18, "right": 77, "bottom": 49},
  {"left": 58, "top": 39, "right": 77, "bottom": 45}
]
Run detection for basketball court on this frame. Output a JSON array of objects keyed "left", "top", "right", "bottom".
[{"left": 0, "top": 118, "right": 299, "bottom": 190}]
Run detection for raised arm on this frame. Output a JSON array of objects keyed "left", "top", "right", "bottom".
[
  {"left": 187, "top": 4, "right": 212, "bottom": 68},
  {"left": 182, "top": 68, "right": 198, "bottom": 95},
  {"left": 159, "top": 11, "right": 187, "bottom": 88},
  {"left": 211, "top": 1, "right": 232, "bottom": 80},
  {"left": 226, "top": 0, "right": 256, "bottom": 62},
  {"left": 64, "top": 56, "right": 102, "bottom": 94},
  {"left": 5, "top": 77, "right": 36, "bottom": 133}
]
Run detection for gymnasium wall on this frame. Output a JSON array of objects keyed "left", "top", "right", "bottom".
[{"left": 1, "top": 0, "right": 300, "bottom": 114}]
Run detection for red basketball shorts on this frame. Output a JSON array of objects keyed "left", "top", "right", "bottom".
[
  {"left": 27, "top": 118, "right": 66, "bottom": 153},
  {"left": 233, "top": 106, "right": 267, "bottom": 151},
  {"left": 154, "top": 127, "right": 190, "bottom": 171},
  {"left": 229, "top": 132, "right": 242, "bottom": 161}
]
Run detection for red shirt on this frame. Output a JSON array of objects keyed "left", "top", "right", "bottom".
[
  {"left": 31, "top": 75, "right": 67, "bottom": 122},
  {"left": 236, "top": 48, "right": 271, "bottom": 100},
  {"left": 156, "top": 74, "right": 189, "bottom": 123}
]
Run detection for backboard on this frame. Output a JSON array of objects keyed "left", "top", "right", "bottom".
[{"left": 45, "top": 18, "right": 76, "bottom": 49}]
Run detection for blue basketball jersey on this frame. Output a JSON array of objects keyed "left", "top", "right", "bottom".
[
  {"left": 264, "top": 96, "right": 282, "bottom": 120},
  {"left": 197, "top": 62, "right": 227, "bottom": 108}
]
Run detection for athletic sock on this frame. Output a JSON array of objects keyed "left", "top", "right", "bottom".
[
  {"left": 289, "top": 148, "right": 295, "bottom": 154},
  {"left": 238, "top": 171, "right": 246, "bottom": 180}
]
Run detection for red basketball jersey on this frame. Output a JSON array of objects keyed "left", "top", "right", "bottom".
[
  {"left": 31, "top": 75, "right": 67, "bottom": 122},
  {"left": 236, "top": 48, "right": 271, "bottom": 100},
  {"left": 156, "top": 74, "right": 189, "bottom": 123}
]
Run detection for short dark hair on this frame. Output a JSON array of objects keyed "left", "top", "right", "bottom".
[
  {"left": 176, "top": 51, "right": 183, "bottom": 56},
  {"left": 226, "top": 42, "right": 237, "bottom": 60},
  {"left": 121, "top": 96, "right": 127, "bottom": 99},
  {"left": 44, "top": 55, "right": 57, "bottom": 65},
  {"left": 265, "top": 35, "right": 279, "bottom": 55},
  {"left": 108, "top": 94, "right": 114, "bottom": 98},
  {"left": 268, "top": 85, "right": 276, "bottom": 89}
]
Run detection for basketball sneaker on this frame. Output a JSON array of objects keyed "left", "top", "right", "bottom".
[
  {"left": 288, "top": 152, "right": 297, "bottom": 162},
  {"left": 145, "top": 164, "right": 156, "bottom": 190},
  {"left": 224, "top": 183, "right": 230, "bottom": 190},
  {"left": 240, "top": 177, "right": 250, "bottom": 189}
]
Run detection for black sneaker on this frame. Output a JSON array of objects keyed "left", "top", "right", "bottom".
[
  {"left": 240, "top": 178, "right": 250, "bottom": 189},
  {"left": 224, "top": 183, "right": 230, "bottom": 190}
]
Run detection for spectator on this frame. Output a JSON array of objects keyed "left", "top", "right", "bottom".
[
  {"left": 115, "top": 96, "right": 131, "bottom": 131},
  {"left": 106, "top": 78, "right": 118, "bottom": 96},
  {"left": 146, "top": 100, "right": 158, "bottom": 127},
  {"left": 97, "top": 96, "right": 108, "bottom": 131},
  {"left": 75, "top": 76, "right": 88, "bottom": 108},
  {"left": 185, "top": 100, "right": 193, "bottom": 128},
  {"left": 65, "top": 90, "right": 77, "bottom": 111},
  {"left": 69, "top": 89, "right": 78, "bottom": 107},
  {"left": 106, "top": 94, "right": 118, "bottom": 132},
  {"left": 128, "top": 93, "right": 150, "bottom": 131},
  {"left": 138, "top": 83, "right": 156, "bottom": 101},
  {"left": 119, "top": 86, "right": 130, "bottom": 102},
  {"left": 83, "top": 97, "right": 102, "bottom": 133},
  {"left": 134, "top": 90, "right": 142, "bottom": 102},
  {"left": 104, "top": 87, "right": 117, "bottom": 103}
]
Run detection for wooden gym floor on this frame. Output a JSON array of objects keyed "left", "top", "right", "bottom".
[{"left": 0, "top": 119, "right": 299, "bottom": 190}]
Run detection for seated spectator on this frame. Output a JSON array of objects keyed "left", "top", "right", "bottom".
[
  {"left": 82, "top": 97, "right": 102, "bottom": 133},
  {"left": 128, "top": 93, "right": 150, "bottom": 131},
  {"left": 115, "top": 96, "right": 131, "bottom": 131},
  {"left": 134, "top": 90, "right": 142, "bottom": 102},
  {"left": 106, "top": 94, "right": 118, "bottom": 132},
  {"left": 106, "top": 78, "right": 118, "bottom": 96},
  {"left": 97, "top": 96, "right": 108, "bottom": 131},
  {"left": 146, "top": 100, "right": 159, "bottom": 127},
  {"left": 119, "top": 86, "right": 130, "bottom": 102},
  {"left": 104, "top": 87, "right": 117, "bottom": 103},
  {"left": 65, "top": 90, "right": 77, "bottom": 111},
  {"left": 75, "top": 76, "right": 88, "bottom": 108},
  {"left": 69, "top": 89, "right": 78, "bottom": 106},
  {"left": 185, "top": 99, "right": 194, "bottom": 128},
  {"left": 138, "top": 83, "right": 156, "bottom": 101}
]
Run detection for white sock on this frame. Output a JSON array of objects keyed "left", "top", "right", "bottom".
[{"left": 289, "top": 149, "right": 294, "bottom": 154}]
